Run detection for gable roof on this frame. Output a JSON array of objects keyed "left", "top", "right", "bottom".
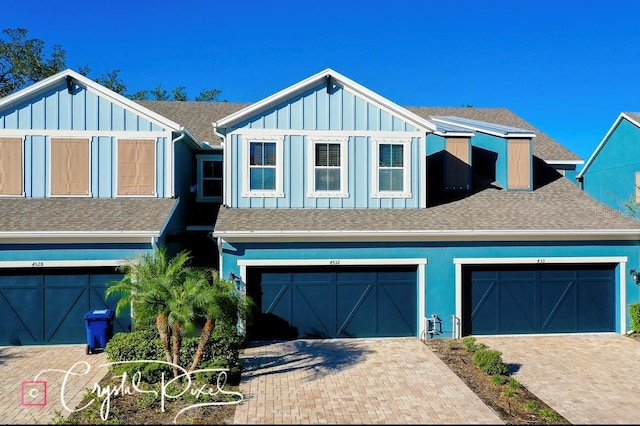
[
  {"left": 213, "top": 167, "right": 640, "bottom": 241},
  {"left": 211, "top": 68, "right": 438, "bottom": 133},
  {"left": 137, "top": 101, "right": 250, "bottom": 146},
  {"left": 577, "top": 112, "right": 640, "bottom": 178},
  {"left": 0, "top": 69, "right": 190, "bottom": 134}
]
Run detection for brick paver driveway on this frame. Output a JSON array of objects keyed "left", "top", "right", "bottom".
[
  {"left": 477, "top": 334, "right": 640, "bottom": 425},
  {"left": 0, "top": 344, "right": 109, "bottom": 424},
  {"left": 234, "top": 337, "right": 503, "bottom": 424}
]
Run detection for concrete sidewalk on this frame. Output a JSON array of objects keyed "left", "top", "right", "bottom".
[{"left": 0, "top": 344, "right": 109, "bottom": 424}]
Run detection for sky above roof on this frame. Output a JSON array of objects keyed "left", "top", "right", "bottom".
[{"left": 3, "top": 0, "right": 639, "bottom": 167}]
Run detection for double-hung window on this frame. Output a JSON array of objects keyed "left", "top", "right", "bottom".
[
  {"left": 308, "top": 137, "right": 348, "bottom": 197},
  {"left": 197, "top": 154, "right": 223, "bottom": 202},
  {"left": 243, "top": 136, "right": 284, "bottom": 197},
  {"left": 372, "top": 138, "right": 411, "bottom": 198}
]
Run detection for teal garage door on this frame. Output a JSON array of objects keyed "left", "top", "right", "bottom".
[
  {"left": 463, "top": 264, "right": 616, "bottom": 335},
  {"left": 0, "top": 267, "right": 129, "bottom": 345},
  {"left": 247, "top": 266, "right": 417, "bottom": 339}
]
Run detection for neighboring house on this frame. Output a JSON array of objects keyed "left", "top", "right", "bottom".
[
  {"left": 210, "top": 68, "right": 640, "bottom": 339},
  {"left": 0, "top": 69, "right": 217, "bottom": 345},
  {"left": 577, "top": 112, "right": 640, "bottom": 215}
]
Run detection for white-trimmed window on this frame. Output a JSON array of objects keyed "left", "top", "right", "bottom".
[
  {"left": 307, "top": 137, "right": 348, "bottom": 197},
  {"left": 372, "top": 138, "right": 412, "bottom": 198},
  {"left": 0, "top": 137, "right": 24, "bottom": 196},
  {"left": 197, "top": 154, "right": 223, "bottom": 202},
  {"left": 117, "top": 138, "right": 156, "bottom": 196},
  {"left": 242, "top": 136, "right": 284, "bottom": 197},
  {"left": 50, "top": 137, "right": 91, "bottom": 196}
]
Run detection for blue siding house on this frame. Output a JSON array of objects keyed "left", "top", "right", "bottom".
[
  {"left": 578, "top": 112, "right": 640, "bottom": 215},
  {"left": 3, "top": 68, "right": 640, "bottom": 345},
  {"left": 210, "top": 68, "right": 640, "bottom": 339},
  {"left": 0, "top": 69, "right": 217, "bottom": 345}
]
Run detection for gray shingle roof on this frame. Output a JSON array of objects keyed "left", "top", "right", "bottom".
[
  {"left": 0, "top": 198, "right": 177, "bottom": 234},
  {"left": 213, "top": 176, "right": 640, "bottom": 236},
  {"left": 136, "top": 101, "right": 250, "bottom": 146},
  {"left": 138, "top": 101, "right": 581, "bottom": 162}
]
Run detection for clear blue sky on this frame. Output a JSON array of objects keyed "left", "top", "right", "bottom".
[{"left": 3, "top": 0, "right": 640, "bottom": 166}]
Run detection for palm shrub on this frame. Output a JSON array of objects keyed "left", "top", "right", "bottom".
[
  {"left": 106, "top": 246, "right": 252, "bottom": 378},
  {"left": 106, "top": 247, "right": 194, "bottom": 377},
  {"left": 189, "top": 268, "right": 252, "bottom": 372}
]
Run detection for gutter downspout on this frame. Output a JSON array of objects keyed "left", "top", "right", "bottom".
[
  {"left": 213, "top": 124, "right": 229, "bottom": 207},
  {"left": 170, "top": 130, "right": 187, "bottom": 199}
]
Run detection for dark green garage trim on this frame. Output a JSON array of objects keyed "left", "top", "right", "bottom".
[
  {"left": 246, "top": 266, "right": 417, "bottom": 339},
  {"left": 0, "top": 267, "right": 129, "bottom": 345},
  {"left": 462, "top": 264, "right": 616, "bottom": 336}
]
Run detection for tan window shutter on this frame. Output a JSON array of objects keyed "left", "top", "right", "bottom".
[
  {"left": 445, "top": 137, "right": 470, "bottom": 190},
  {"left": 51, "top": 138, "right": 89, "bottom": 195},
  {"left": 0, "top": 137, "right": 23, "bottom": 195},
  {"left": 507, "top": 139, "right": 531, "bottom": 189},
  {"left": 118, "top": 139, "right": 155, "bottom": 195}
]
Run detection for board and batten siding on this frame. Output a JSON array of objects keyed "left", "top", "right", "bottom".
[
  {"left": 227, "top": 82, "right": 424, "bottom": 208},
  {"left": 0, "top": 80, "right": 172, "bottom": 198}
]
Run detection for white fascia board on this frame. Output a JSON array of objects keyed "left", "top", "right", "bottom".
[
  {"left": 433, "top": 131, "right": 475, "bottom": 137},
  {"left": 214, "top": 68, "right": 437, "bottom": 133},
  {"left": 545, "top": 159, "right": 584, "bottom": 165},
  {"left": 577, "top": 113, "right": 635, "bottom": 178},
  {"left": 453, "top": 256, "right": 627, "bottom": 265},
  {"left": 431, "top": 117, "right": 536, "bottom": 139},
  {"left": 0, "top": 69, "right": 185, "bottom": 133},
  {"left": 212, "top": 229, "right": 640, "bottom": 241},
  {"left": 0, "top": 259, "right": 127, "bottom": 268},
  {"left": 0, "top": 231, "right": 160, "bottom": 239}
]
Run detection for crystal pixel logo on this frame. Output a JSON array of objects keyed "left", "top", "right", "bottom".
[{"left": 21, "top": 380, "right": 47, "bottom": 407}]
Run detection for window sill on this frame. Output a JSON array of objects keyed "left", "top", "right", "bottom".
[
  {"left": 242, "top": 192, "right": 285, "bottom": 198},
  {"left": 307, "top": 192, "right": 349, "bottom": 198}
]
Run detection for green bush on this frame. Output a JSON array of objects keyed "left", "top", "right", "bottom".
[
  {"left": 461, "top": 336, "right": 477, "bottom": 352},
  {"left": 105, "top": 326, "right": 244, "bottom": 384},
  {"left": 630, "top": 302, "right": 640, "bottom": 332},
  {"left": 461, "top": 336, "right": 487, "bottom": 353},
  {"left": 105, "top": 328, "right": 172, "bottom": 382},
  {"left": 471, "top": 348, "right": 509, "bottom": 375}
]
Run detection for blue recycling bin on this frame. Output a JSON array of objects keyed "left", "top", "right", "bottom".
[{"left": 84, "top": 309, "right": 115, "bottom": 355}]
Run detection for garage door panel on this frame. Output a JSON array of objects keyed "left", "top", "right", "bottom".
[
  {"left": 378, "top": 282, "right": 416, "bottom": 336},
  {"left": 336, "top": 283, "right": 375, "bottom": 337},
  {"left": 500, "top": 281, "right": 537, "bottom": 333},
  {"left": 540, "top": 280, "right": 576, "bottom": 332},
  {"left": 293, "top": 283, "right": 332, "bottom": 338},
  {"left": 470, "top": 280, "right": 499, "bottom": 334},
  {"left": 579, "top": 281, "right": 615, "bottom": 330},
  {"left": 0, "top": 287, "right": 43, "bottom": 345},
  {"left": 262, "top": 282, "right": 291, "bottom": 320},
  {"left": 44, "top": 286, "right": 88, "bottom": 343}
]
